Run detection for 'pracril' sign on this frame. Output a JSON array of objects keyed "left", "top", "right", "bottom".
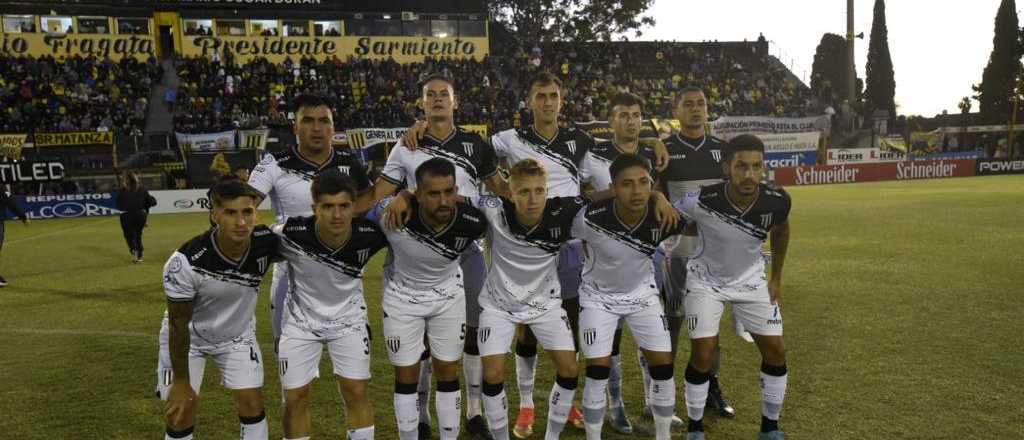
[
  {"left": 0, "top": 33, "right": 155, "bottom": 61},
  {"left": 181, "top": 35, "right": 488, "bottom": 64}
]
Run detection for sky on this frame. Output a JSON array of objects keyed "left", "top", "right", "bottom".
[{"left": 628, "top": 0, "right": 1011, "bottom": 117}]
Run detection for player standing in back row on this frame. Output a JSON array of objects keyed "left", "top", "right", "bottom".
[
  {"left": 381, "top": 73, "right": 509, "bottom": 440},
  {"left": 676, "top": 135, "right": 792, "bottom": 440},
  {"left": 658, "top": 86, "right": 735, "bottom": 418}
]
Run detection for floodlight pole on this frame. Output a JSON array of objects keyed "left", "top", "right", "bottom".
[{"left": 846, "top": 0, "right": 856, "bottom": 103}]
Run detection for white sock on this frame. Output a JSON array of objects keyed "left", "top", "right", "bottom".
[
  {"left": 637, "top": 348, "right": 653, "bottom": 411},
  {"left": 239, "top": 413, "right": 268, "bottom": 440},
  {"left": 761, "top": 370, "right": 788, "bottom": 421},
  {"left": 651, "top": 378, "right": 676, "bottom": 440},
  {"left": 464, "top": 353, "right": 483, "bottom": 418},
  {"left": 544, "top": 381, "right": 577, "bottom": 440},
  {"left": 347, "top": 425, "right": 374, "bottom": 440},
  {"left": 394, "top": 391, "right": 420, "bottom": 440},
  {"left": 582, "top": 377, "right": 608, "bottom": 440},
  {"left": 515, "top": 354, "right": 537, "bottom": 408},
  {"left": 608, "top": 354, "right": 624, "bottom": 408},
  {"left": 436, "top": 388, "right": 462, "bottom": 440},
  {"left": 482, "top": 386, "right": 510, "bottom": 440},
  {"left": 684, "top": 378, "right": 709, "bottom": 423},
  {"left": 418, "top": 358, "right": 433, "bottom": 425}
]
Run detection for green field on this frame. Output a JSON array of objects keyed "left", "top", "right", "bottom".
[{"left": 1, "top": 175, "right": 1022, "bottom": 439}]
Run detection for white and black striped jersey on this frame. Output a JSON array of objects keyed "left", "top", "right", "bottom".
[
  {"left": 367, "top": 197, "right": 488, "bottom": 303},
  {"left": 572, "top": 198, "right": 684, "bottom": 313},
  {"left": 381, "top": 127, "right": 499, "bottom": 198},
  {"left": 249, "top": 146, "right": 372, "bottom": 223},
  {"left": 471, "top": 196, "right": 588, "bottom": 320},
  {"left": 661, "top": 134, "right": 726, "bottom": 203},
  {"left": 271, "top": 216, "right": 387, "bottom": 336},
  {"left": 491, "top": 125, "right": 603, "bottom": 197},
  {"left": 162, "top": 226, "right": 280, "bottom": 349},
  {"left": 587, "top": 140, "right": 659, "bottom": 191},
  {"left": 676, "top": 182, "right": 791, "bottom": 287}
]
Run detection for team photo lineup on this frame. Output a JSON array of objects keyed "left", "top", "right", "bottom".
[{"left": 1, "top": 1, "right": 1022, "bottom": 439}]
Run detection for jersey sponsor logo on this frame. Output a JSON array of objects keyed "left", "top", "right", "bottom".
[
  {"left": 582, "top": 327, "right": 597, "bottom": 346},
  {"left": 337, "top": 165, "right": 350, "bottom": 175},
  {"left": 566, "top": 140, "right": 577, "bottom": 156},
  {"left": 254, "top": 229, "right": 271, "bottom": 237},
  {"left": 286, "top": 226, "right": 307, "bottom": 232},
  {"left": 760, "top": 213, "right": 773, "bottom": 229},
  {"left": 190, "top": 247, "right": 207, "bottom": 262},
  {"left": 478, "top": 326, "right": 491, "bottom": 343},
  {"left": 462, "top": 142, "right": 475, "bottom": 157},
  {"left": 461, "top": 213, "right": 481, "bottom": 223},
  {"left": 710, "top": 150, "right": 722, "bottom": 162},
  {"left": 357, "top": 226, "right": 375, "bottom": 233},
  {"left": 386, "top": 336, "right": 401, "bottom": 354},
  {"left": 357, "top": 248, "right": 371, "bottom": 264}
]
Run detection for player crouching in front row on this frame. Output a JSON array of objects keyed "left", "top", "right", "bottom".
[{"left": 159, "top": 180, "right": 279, "bottom": 440}]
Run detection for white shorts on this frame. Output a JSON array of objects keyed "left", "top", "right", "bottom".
[
  {"left": 684, "top": 279, "right": 783, "bottom": 339},
  {"left": 270, "top": 262, "right": 290, "bottom": 338},
  {"left": 278, "top": 320, "right": 372, "bottom": 389},
  {"left": 383, "top": 293, "right": 466, "bottom": 367},
  {"left": 477, "top": 306, "right": 575, "bottom": 356},
  {"left": 155, "top": 317, "right": 264, "bottom": 400},
  {"left": 579, "top": 302, "right": 672, "bottom": 358}
]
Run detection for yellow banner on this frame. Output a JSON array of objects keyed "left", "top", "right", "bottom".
[
  {"left": 0, "top": 33, "right": 155, "bottom": 61},
  {"left": 179, "top": 35, "right": 488, "bottom": 64},
  {"left": 0, "top": 134, "right": 26, "bottom": 159},
  {"left": 34, "top": 131, "right": 114, "bottom": 147}
]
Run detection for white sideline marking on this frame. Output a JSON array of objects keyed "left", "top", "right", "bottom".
[
  {"left": 6, "top": 218, "right": 115, "bottom": 245},
  {"left": 0, "top": 327, "right": 151, "bottom": 338}
]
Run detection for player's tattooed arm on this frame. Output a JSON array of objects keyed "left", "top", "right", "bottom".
[
  {"left": 768, "top": 222, "right": 790, "bottom": 305},
  {"left": 383, "top": 190, "right": 415, "bottom": 230},
  {"left": 484, "top": 174, "right": 510, "bottom": 198},
  {"left": 165, "top": 300, "right": 197, "bottom": 426}
]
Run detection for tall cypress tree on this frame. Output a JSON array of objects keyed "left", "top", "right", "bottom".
[
  {"left": 974, "top": 0, "right": 1022, "bottom": 124},
  {"left": 865, "top": 0, "right": 896, "bottom": 114}
]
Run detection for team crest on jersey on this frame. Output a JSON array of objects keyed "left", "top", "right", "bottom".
[
  {"left": 478, "top": 327, "right": 491, "bottom": 343},
  {"left": 760, "top": 213, "right": 773, "bottom": 228},
  {"left": 566, "top": 140, "right": 577, "bottom": 156},
  {"left": 549, "top": 228, "right": 561, "bottom": 240},
  {"left": 651, "top": 228, "right": 662, "bottom": 243},
  {"left": 710, "top": 150, "right": 722, "bottom": 162},
  {"left": 337, "top": 165, "right": 350, "bottom": 175},
  {"left": 357, "top": 248, "right": 371, "bottom": 264},
  {"left": 279, "top": 359, "right": 288, "bottom": 376},
  {"left": 583, "top": 328, "right": 597, "bottom": 346},
  {"left": 455, "top": 237, "right": 469, "bottom": 249},
  {"left": 386, "top": 336, "right": 401, "bottom": 354},
  {"left": 462, "top": 142, "right": 475, "bottom": 157},
  {"left": 685, "top": 314, "right": 699, "bottom": 331},
  {"left": 257, "top": 256, "right": 269, "bottom": 273}
]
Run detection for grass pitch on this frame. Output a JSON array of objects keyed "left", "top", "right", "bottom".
[{"left": 0, "top": 175, "right": 1021, "bottom": 439}]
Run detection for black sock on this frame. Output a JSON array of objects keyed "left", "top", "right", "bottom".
[
  {"left": 761, "top": 416, "right": 779, "bottom": 433},
  {"left": 688, "top": 418, "right": 704, "bottom": 432}
]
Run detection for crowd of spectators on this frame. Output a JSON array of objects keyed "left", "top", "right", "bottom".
[
  {"left": 172, "top": 40, "right": 820, "bottom": 133},
  {"left": 0, "top": 55, "right": 162, "bottom": 134}
]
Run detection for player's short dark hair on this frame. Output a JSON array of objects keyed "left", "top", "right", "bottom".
[
  {"left": 209, "top": 179, "right": 261, "bottom": 208},
  {"left": 609, "top": 92, "right": 645, "bottom": 115},
  {"left": 724, "top": 134, "right": 766, "bottom": 162},
  {"left": 293, "top": 94, "right": 331, "bottom": 116},
  {"left": 673, "top": 86, "right": 706, "bottom": 107},
  {"left": 415, "top": 157, "right": 456, "bottom": 186},
  {"left": 509, "top": 158, "right": 547, "bottom": 182},
  {"left": 311, "top": 168, "right": 356, "bottom": 202},
  {"left": 420, "top": 73, "right": 456, "bottom": 91},
  {"left": 609, "top": 154, "right": 652, "bottom": 182},
  {"left": 528, "top": 71, "right": 562, "bottom": 94}
]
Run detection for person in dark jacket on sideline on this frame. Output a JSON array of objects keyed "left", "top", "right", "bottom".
[
  {"left": 116, "top": 172, "right": 156, "bottom": 263},
  {"left": 0, "top": 187, "right": 29, "bottom": 286}
]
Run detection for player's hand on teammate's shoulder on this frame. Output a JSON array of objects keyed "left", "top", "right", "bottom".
[
  {"left": 383, "top": 190, "right": 414, "bottom": 230},
  {"left": 652, "top": 191, "right": 680, "bottom": 232},
  {"left": 401, "top": 120, "right": 429, "bottom": 150},
  {"left": 641, "top": 137, "right": 670, "bottom": 172}
]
